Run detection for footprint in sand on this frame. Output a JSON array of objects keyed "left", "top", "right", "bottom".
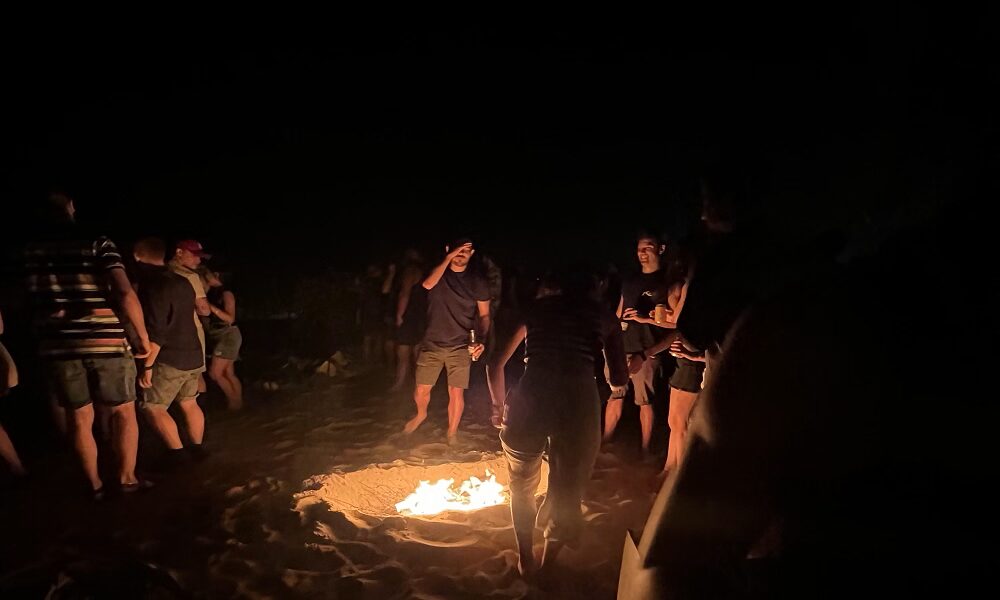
[
  {"left": 334, "top": 541, "right": 389, "bottom": 564},
  {"left": 408, "top": 443, "right": 450, "bottom": 458}
]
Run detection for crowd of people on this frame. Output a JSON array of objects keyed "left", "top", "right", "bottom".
[
  {"left": 333, "top": 181, "right": 748, "bottom": 582},
  {"left": 3, "top": 178, "right": 988, "bottom": 596},
  {"left": 0, "top": 193, "right": 244, "bottom": 498}
]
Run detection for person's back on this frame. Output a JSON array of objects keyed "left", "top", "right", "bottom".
[
  {"left": 26, "top": 226, "right": 130, "bottom": 359},
  {"left": 133, "top": 264, "right": 202, "bottom": 371},
  {"left": 23, "top": 193, "right": 151, "bottom": 497},
  {"left": 523, "top": 295, "right": 610, "bottom": 378}
]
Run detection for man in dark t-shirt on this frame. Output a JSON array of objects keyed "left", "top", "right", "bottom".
[
  {"left": 604, "top": 232, "right": 670, "bottom": 456},
  {"left": 404, "top": 238, "right": 491, "bottom": 443},
  {"left": 133, "top": 238, "right": 208, "bottom": 463}
]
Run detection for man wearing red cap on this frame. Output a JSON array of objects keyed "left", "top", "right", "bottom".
[{"left": 169, "top": 241, "right": 212, "bottom": 391}]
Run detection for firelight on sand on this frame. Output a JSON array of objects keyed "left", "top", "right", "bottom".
[{"left": 395, "top": 469, "right": 507, "bottom": 516}]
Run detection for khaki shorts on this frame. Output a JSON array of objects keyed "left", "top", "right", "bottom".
[
  {"left": 415, "top": 342, "right": 472, "bottom": 389},
  {"left": 44, "top": 351, "right": 137, "bottom": 409},
  {"left": 208, "top": 325, "right": 242, "bottom": 361},
  {"left": 142, "top": 362, "right": 203, "bottom": 409}
]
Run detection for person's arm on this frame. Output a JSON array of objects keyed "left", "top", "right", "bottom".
[
  {"left": 640, "top": 329, "right": 683, "bottom": 361},
  {"left": 138, "top": 342, "right": 161, "bottom": 388},
  {"left": 623, "top": 307, "right": 658, "bottom": 325},
  {"left": 487, "top": 322, "right": 526, "bottom": 428},
  {"left": 669, "top": 340, "right": 706, "bottom": 362},
  {"left": 210, "top": 290, "right": 236, "bottom": 325},
  {"left": 139, "top": 281, "right": 173, "bottom": 368},
  {"left": 184, "top": 272, "right": 211, "bottom": 317},
  {"left": 422, "top": 244, "right": 471, "bottom": 290},
  {"left": 194, "top": 297, "right": 210, "bottom": 317},
  {"left": 106, "top": 269, "right": 150, "bottom": 358}
]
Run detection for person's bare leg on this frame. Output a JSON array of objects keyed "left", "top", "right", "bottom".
[
  {"left": 209, "top": 357, "right": 240, "bottom": 410},
  {"left": 224, "top": 361, "right": 243, "bottom": 410},
  {"left": 603, "top": 399, "right": 623, "bottom": 443},
  {"left": 109, "top": 402, "right": 139, "bottom": 485},
  {"left": 177, "top": 398, "right": 205, "bottom": 445},
  {"left": 446, "top": 386, "right": 465, "bottom": 439},
  {"left": 403, "top": 384, "right": 432, "bottom": 433},
  {"left": 507, "top": 450, "right": 543, "bottom": 577},
  {"left": 97, "top": 403, "right": 113, "bottom": 442},
  {"left": 639, "top": 404, "right": 655, "bottom": 452},
  {"left": 69, "top": 404, "right": 102, "bottom": 491},
  {"left": 663, "top": 388, "right": 699, "bottom": 473},
  {"left": 0, "top": 423, "right": 26, "bottom": 476},
  {"left": 142, "top": 406, "right": 184, "bottom": 450},
  {"left": 390, "top": 345, "right": 412, "bottom": 391}
]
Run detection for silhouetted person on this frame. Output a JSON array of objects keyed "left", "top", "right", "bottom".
[
  {"left": 622, "top": 222, "right": 995, "bottom": 599},
  {"left": 404, "top": 238, "right": 490, "bottom": 443},
  {"left": 203, "top": 270, "right": 243, "bottom": 410},
  {"left": 0, "top": 308, "right": 26, "bottom": 477},
  {"left": 133, "top": 238, "right": 208, "bottom": 463},
  {"left": 24, "top": 193, "right": 150, "bottom": 498},
  {"left": 488, "top": 266, "right": 628, "bottom": 580},
  {"left": 390, "top": 249, "right": 427, "bottom": 392}
]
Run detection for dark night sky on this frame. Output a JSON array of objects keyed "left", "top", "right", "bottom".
[{"left": 3, "top": 14, "right": 996, "bottom": 272}]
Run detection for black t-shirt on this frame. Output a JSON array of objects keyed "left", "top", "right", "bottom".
[
  {"left": 523, "top": 296, "right": 628, "bottom": 386},
  {"left": 620, "top": 269, "right": 670, "bottom": 353},
  {"left": 424, "top": 268, "right": 490, "bottom": 346},
  {"left": 134, "top": 263, "right": 204, "bottom": 371}
]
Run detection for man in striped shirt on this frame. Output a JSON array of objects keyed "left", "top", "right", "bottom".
[{"left": 25, "top": 193, "right": 151, "bottom": 498}]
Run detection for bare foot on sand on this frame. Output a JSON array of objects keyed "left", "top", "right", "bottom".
[
  {"left": 403, "top": 413, "right": 426, "bottom": 434},
  {"left": 446, "top": 432, "right": 459, "bottom": 446}
]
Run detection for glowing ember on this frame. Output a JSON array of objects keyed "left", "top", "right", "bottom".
[{"left": 395, "top": 469, "right": 507, "bottom": 516}]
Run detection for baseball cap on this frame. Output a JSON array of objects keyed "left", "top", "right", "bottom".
[{"left": 176, "top": 239, "right": 212, "bottom": 259}]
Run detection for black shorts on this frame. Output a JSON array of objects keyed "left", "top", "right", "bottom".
[{"left": 669, "top": 357, "right": 705, "bottom": 393}]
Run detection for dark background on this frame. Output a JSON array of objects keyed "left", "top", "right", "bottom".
[{"left": 4, "top": 13, "right": 995, "bottom": 275}]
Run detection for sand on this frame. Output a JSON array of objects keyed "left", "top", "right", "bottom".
[{"left": 0, "top": 372, "right": 657, "bottom": 598}]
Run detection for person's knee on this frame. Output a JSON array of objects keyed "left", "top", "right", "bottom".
[
  {"left": 71, "top": 404, "right": 95, "bottom": 426},
  {"left": 109, "top": 403, "right": 136, "bottom": 425},
  {"left": 509, "top": 469, "right": 541, "bottom": 494}
]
